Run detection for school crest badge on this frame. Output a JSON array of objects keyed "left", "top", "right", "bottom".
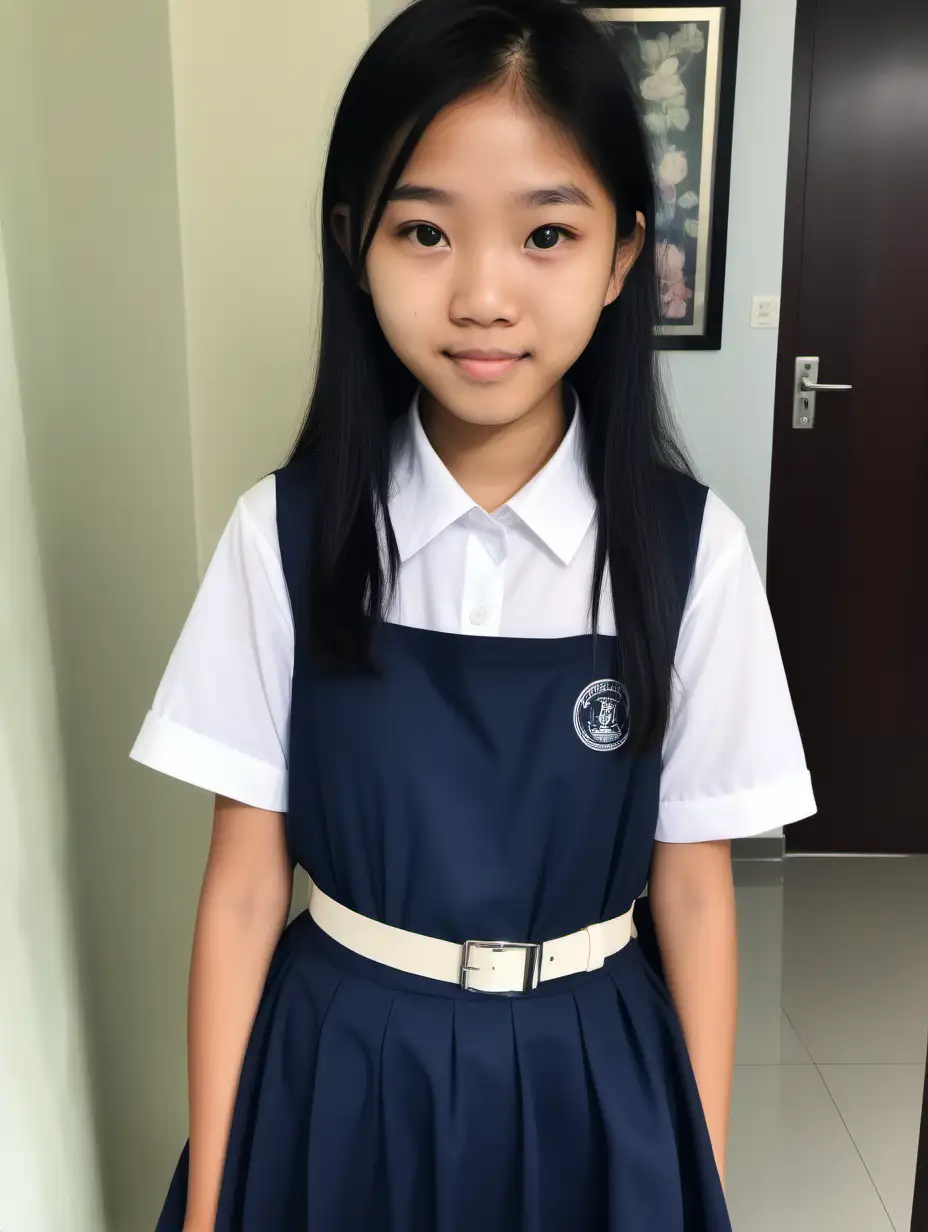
[{"left": 573, "top": 679, "right": 630, "bottom": 752}]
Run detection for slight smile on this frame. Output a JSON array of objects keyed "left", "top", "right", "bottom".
[{"left": 444, "top": 349, "right": 530, "bottom": 381}]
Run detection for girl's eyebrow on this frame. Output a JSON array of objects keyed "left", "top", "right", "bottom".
[{"left": 386, "top": 183, "right": 594, "bottom": 208}]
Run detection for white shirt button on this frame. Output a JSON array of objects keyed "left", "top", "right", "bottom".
[{"left": 469, "top": 606, "right": 489, "bottom": 626}]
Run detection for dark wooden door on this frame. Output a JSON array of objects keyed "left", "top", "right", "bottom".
[{"left": 768, "top": 0, "right": 928, "bottom": 855}]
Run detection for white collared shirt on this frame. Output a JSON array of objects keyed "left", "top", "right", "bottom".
[
  {"left": 386, "top": 388, "right": 600, "bottom": 636},
  {"left": 130, "top": 390, "right": 816, "bottom": 841}
]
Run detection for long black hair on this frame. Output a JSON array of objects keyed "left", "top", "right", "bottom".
[{"left": 287, "top": 0, "right": 694, "bottom": 752}]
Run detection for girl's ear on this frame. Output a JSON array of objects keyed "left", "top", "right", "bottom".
[
  {"left": 330, "top": 204, "right": 351, "bottom": 260},
  {"left": 604, "top": 211, "right": 646, "bottom": 307},
  {"left": 330, "top": 204, "right": 370, "bottom": 294}
]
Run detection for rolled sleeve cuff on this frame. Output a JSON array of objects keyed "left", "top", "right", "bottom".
[
  {"left": 129, "top": 711, "right": 288, "bottom": 813},
  {"left": 655, "top": 770, "right": 816, "bottom": 843}
]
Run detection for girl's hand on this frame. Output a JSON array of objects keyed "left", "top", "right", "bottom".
[{"left": 182, "top": 797, "right": 291, "bottom": 1232}]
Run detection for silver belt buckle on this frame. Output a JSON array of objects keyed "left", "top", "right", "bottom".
[{"left": 460, "top": 940, "right": 542, "bottom": 993}]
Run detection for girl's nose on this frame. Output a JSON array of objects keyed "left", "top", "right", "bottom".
[{"left": 448, "top": 248, "right": 520, "bottom": 327}]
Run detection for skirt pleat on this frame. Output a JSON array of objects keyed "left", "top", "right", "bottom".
[{"left": 155, "top": 910, "right": 731, "bottom": 1232}]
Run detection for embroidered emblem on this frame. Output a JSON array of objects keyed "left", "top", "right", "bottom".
[{"left": 573, "top": 679, "right": 630, "bottom": 752}]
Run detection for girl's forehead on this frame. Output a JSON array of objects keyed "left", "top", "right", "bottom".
[{"left": 400, "top": 89, "right": 598, "bottom": 190}]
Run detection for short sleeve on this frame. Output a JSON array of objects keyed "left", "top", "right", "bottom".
[
  {"left": 129, "top": 475, "right": 294, "bottom": 812},
  {"left": 656, "top": 491, "right": 816, "bottom": 842}
]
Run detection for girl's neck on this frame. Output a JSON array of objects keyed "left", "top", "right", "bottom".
[{"left": 418, "top": 383, "right": 567, "bottom": 513}]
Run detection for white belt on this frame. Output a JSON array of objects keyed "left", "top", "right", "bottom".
[{"left": 308, "top": 877, "right": 638, "bottom": 994}]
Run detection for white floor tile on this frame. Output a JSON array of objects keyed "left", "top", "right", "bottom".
[
  {"left": 735, "top": 1008, "right": 813, "bottom": 1066},
  {"left": 731, "top": 881, "right": 785, "bottom": 1065},
  {"left": 731, "top": 880, "right": 815, "bottom": 1065},
  {"left": 818, "top": 1063, "right": 925, "bottom": 1232},
  {"left": 725, "top": 1065, "right": 894, "bottom": 1231},
  {"left": 781, "top": 856, "right": 928, "bottom": 1063},
  {"left": 725, "top": 856, "right": 928, "bottom": 1229}
]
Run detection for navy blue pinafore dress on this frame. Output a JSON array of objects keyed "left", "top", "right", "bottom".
[{"left": 156, "top": 456, "right": 732, "bottom": 1231}]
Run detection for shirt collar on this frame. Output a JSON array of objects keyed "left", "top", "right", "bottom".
[
  {"left": 388, "top": 384, "right": 597, "bottom": 565},
  {"left": 505, "top": 387, "right": 597, "bottom": 564}
]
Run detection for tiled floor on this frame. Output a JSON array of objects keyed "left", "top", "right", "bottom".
[{"left": 725, "top": 855, "right": 928, "bottom": 1231}]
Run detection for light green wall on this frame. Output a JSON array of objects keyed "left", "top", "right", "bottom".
[
  {"left": 168, "top": 0, "right": 371, "bottom": 561},
  {"left": 1, "top": 0, "right": 199, "bottom": 1225},
  {"left": 2, "top": 0, "right": 370, "bottom": 1227},
  {"left": 370, "top": 0, "right": 409, "bottom": 35},
  {"left": 0, "top": 222, "right": 104, "bottom": 1232}
]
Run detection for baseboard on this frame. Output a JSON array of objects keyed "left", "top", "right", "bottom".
[{"left": 732, "top": 835, "right": 785, "bottom": 860}]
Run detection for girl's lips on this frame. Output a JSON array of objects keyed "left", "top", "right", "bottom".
[{"left": 446, "top": 353, "right": 527, "bottom": 381}]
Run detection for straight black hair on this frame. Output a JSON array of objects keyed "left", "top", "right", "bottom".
[{"left": 287, "top": 0, "right": 694, "bottom": 752}]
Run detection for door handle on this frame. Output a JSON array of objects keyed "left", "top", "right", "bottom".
[
  {"left": 793, "top": 357, "right": 853, "bottom": 429},
  {"left": 799, "top": 376, "right": 853, "bottom": 394}
]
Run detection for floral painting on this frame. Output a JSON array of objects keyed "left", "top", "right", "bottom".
[
  {"left": 642, "top": 23, "right": 707, "bottom": 322},
  {"left": 592, "top": 6, "right": 739, "bottom": 349}
]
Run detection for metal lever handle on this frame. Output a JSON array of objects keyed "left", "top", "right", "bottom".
[
  {"left": 799, "top": 376, "right": 852, "bottom": 393},
  {"left": 794, "top": 357, "right": 853, "bottom": 429}
]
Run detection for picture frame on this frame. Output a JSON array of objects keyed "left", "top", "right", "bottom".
[{"left": 585, "top": 4, "right": 741, "bottom": 349}]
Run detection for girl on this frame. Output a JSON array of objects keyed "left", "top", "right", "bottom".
[{"left": 131, "top": 1, "right": 815, "bottom": 1228}]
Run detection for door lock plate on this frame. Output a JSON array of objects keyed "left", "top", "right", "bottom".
[{"left": 793, "top": 357, "right": 819, "bottom": 429}]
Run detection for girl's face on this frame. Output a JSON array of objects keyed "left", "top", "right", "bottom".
[{"left": 359, "top": 85, "right": 643, "bottom": 428}]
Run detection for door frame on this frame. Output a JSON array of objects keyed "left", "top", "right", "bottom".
[
  {"left": 765, "top": 0, "right": 820, "bottom": 855},
  {"left": 767, "top": 0, "right": 816, "bottom": 603}
]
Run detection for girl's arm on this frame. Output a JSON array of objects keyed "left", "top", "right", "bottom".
[
  {"left": 182, "top": 794, "right": 293, "bottom": 1231},
  {"left": 647, "top": 838, "right": 738, "bottom": 1190}
]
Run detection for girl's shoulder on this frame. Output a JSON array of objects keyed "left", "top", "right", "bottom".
[
  {"left": 233, "top": 449, "right": 318, "bottom": 572},
  {"left": 658, "top": 467, "right": 750, "bottom": 562},
  {"left": 129, "top": 469, "right": 295, "bottom": 812},
  {"left": 697, "top": 487, "right": 753, "bottom": 578},
  {"left": 235, "top": 471, "right": 279, "bottom": 545},
  {"left": 654, "top": 469, "right": 758, "bottom": 619}
]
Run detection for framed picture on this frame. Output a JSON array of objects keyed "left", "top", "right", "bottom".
[{"left": 587, "top": 5, "right": 740, "bottom": 349}]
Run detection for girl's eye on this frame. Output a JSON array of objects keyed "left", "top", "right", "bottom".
[
  {"left": 526, "top": 225, "right": 575, "bottom": 251},
  {"left": 399, "top": 224, "right": 447, "bottom": 249},
  {"left": 396, "top": 222, "right": 576, "bottom": 250}
]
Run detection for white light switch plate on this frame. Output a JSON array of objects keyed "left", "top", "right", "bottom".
[{"left": 751, "top": 295, "right": 781, "bottom": 328}]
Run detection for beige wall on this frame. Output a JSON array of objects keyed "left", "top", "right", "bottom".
[{"left": 2, "top": 1, "right": 369, "bottom": 1228}]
